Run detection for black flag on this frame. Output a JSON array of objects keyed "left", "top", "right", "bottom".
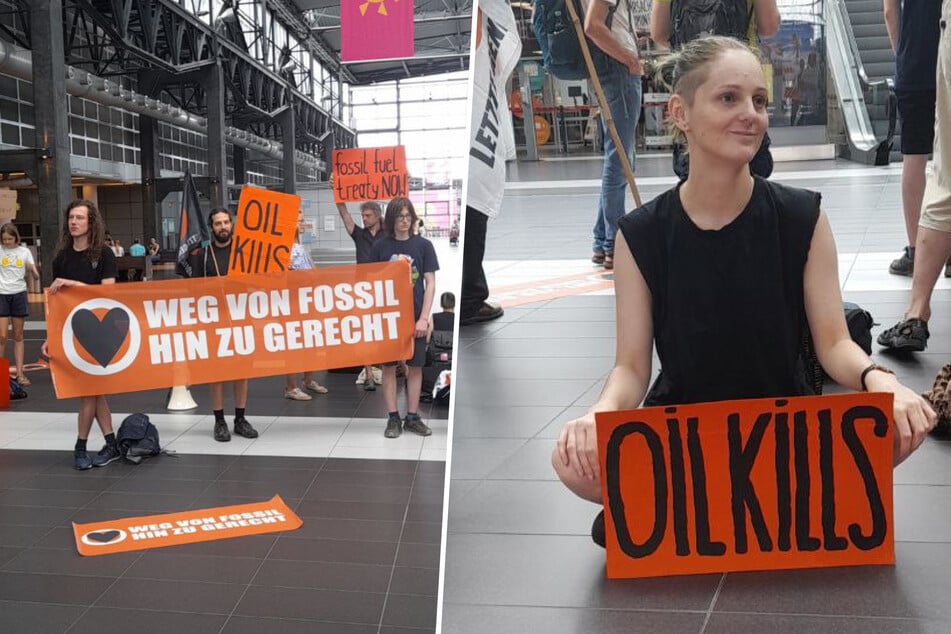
[{"left": 175, "top": 171, "right": 209, "bottom": 278}]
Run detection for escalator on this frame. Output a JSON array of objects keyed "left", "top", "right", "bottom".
[{"left": 826, "top": 0, "right": 898, "bottom": 164}]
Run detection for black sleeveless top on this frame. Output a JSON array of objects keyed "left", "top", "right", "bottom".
[{"left": 617, "top": 177, "right": 821, "bottom": 406}]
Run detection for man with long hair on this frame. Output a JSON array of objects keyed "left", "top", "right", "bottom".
[
  {"left": 370, "top": 198, "right": 439, "bottom": 438},
  {"left": 41, "top": 200, "right": 120, "bottom": 470}
]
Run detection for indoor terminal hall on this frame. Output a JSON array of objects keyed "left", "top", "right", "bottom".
[
  {"left": 0, "top": 0, "right": 467, "bottom": 632},
  {"left": 443, "top": 0, "right": 951, "bottom": 632}
]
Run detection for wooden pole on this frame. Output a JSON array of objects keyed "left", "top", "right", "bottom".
[{"left": 564, "top": 0, "right": 642, "bottom": 207}]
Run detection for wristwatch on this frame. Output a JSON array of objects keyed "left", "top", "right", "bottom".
[{"left": 860, "top": 363, "right": 895, "bottom": 391}]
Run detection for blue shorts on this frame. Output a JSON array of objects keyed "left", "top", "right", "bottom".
[{"left": 0, "top": 291, "right": 28, "bottom": 318}]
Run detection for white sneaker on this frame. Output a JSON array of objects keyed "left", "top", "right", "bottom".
[
  {"left": 355, "top": 368, "right": 366, "bottom": 385},
  {"left": 303, "top": 380, "right": 329, "bottom": 394},
  {"left": 284, "top": 387, "right": 312, "bottom": 401},
  {"left": 371, "top": 367, "right": 383, "bottom": 385}
]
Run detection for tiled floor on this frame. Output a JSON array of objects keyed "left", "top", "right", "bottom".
[
  {"left": 442, "top": 156, "right": 951, "bottom": 633},
  {"left": 0, "top": 239, "right": 455, "bottom": 633}
]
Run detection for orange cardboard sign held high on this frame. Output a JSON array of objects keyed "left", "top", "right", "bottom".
[
  {"left": 332, "top": 145, "right": 408, "bottom": 203},
  {"left": 229, "top": 187, "right": 300, "bottom": 275},
  {"left": 596, "top": 393, "right": 895, "bottom": 579}
]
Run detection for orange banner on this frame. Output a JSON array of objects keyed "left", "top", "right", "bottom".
[
  {"left": 596, "top": 393, "right": 895, "bottom": 579},
  {"left": 46, "top": 262, "right": 414, "bottom": 398},
  {"left": 332, "top": 145, "right": 408, "bottom": 203},
  {"left": 73, "top": 495, "right": 302, "bottom": 556},
  {"left": 229, "top": 187, "right": 300, "bottom": 275}
]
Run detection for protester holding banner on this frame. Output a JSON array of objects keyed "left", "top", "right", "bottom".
[
  {"left": 284, "top": 215, "right": 328, "bottom": 401},
  {"left": 336, "top": 197, "right": 384, "bottom": 391},
  {"left": 41, "top": 200, "right": 120, "bottom": 470},
  {"left": 0, "top": 223, "right": 39, "bottom": 385},
  {"left": 193, "top": 207, "right": 259, "bottom": 442},
  {"left": 370, "top": 197, "right": 438, "bottom": 438},
  {"left": 550, "top": 37, "right": 937, "bottom": 546}
]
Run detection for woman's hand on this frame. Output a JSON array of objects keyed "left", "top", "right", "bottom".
[
  {"left": 557, "top": 413, "right": 601, "bottom": 481},
  {"left": 867, "top": 372, "right": 937, "bottom": 465},
  {"left": 48, "top": 278, "right": 72, "bottom": 294}
]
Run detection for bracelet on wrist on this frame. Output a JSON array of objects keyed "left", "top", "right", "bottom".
[{"left": 860, "top": 363, "right": 895, "bottom": 391}]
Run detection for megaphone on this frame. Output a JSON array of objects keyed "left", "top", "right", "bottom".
[{"left": 166, "top": 385, "right": 198, "bottom": 411}]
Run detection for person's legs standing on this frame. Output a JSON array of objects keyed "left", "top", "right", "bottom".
[
  {"left": 0, "top": 314, "right": 9, "bottom": 377},
  {"left": 460, "top": 205, "right": 502, "bottom": 324},
  {"left": 402, "top": 338, "right": 432, "bottom": 436},
  {"left": 594, "top": 65, "right": 640, "bottom": 269},
  {"left": 382, "top": 363, "right": 402, "bottom": 438},
  {"left": 210, "top": 382, "right": 230, "bottom": 441},
  {"left": 232, "top": 379, "right": 257, "bottom": 438},
  {"left": 11, "top": 315, "right": 26, "bottom": 384}
]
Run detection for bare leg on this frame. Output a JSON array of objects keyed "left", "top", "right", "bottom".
[
  {"left": 382, "top": 365, "right": 398, "bottom": 413},
  {"left": 365, "top": 365, "right": 376, "bottom": 384},
  {"left": 902, "top": 154, "right": 929, "bottom": 247},
  {"left": 405, "top": 366, "right": 423, "bottom": 413},
  {"left": 95, "top": 395, "right": 113, "bottom": 435},
  {"left": 551, "top": 446, "right": 602, "bottom": 503},
  {"left": 11, "top": 317, "right": 24, "bottom": 377},
  {"left": 285, "top": 374, "right": 298, "bottom": 391},
  {"left": 302, "top": 372, "right": 313, "bottom": 384},
  {"left": 210, "top": 382, "right": 224, "bottom": 410},
  {"left": 0, "top": 316, "right": 8, "bottom": 371},
  {"left": 233, "top": 379, "right": 248, "bottom": 409},
  {"left": 78, "top": 396, "right": 97, "bottom": 439},
  {"left": 906, "top": 225, "right": 951, "bottom": 321}
]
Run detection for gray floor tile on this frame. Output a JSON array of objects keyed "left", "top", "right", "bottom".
[
  {"left": 443, "top": 533, "right": 720, "bottom": 610},
  {"left": 486, "top": 438, "right": 559, "bottom": 480},
  {"left": 124, "top": 551, "right": 262, "bottom": 584},
  {"left": 295, "top": 499, "right": 408, "bottom": 522},
  {"left": 390, "top": 566, "right": 439, "bottom": 596},
  {"left": 395, "top": 541, "right": 441, "bottom": 569},
  {"left": 303, "top": 481, "right": 412, "bottom": 504},
  {"left": 267, "top": 536, "right": 397, "bottom": 566},
  {"left": 0, "top": 523, "right": 49, "bottom": 548},
  {"left": 448, "top": 480, "right": 595, "bottom": 535},
  {"left": 0, "top": 599, "right": 86, "bottom": 634},
  {"left": 449, "top": 439, "right": 527, "bottom": 480},
  {"left": 704, "top": 613, "right": 951, "bottom": 634},
  {"left": 282, "top": 517, "right": 404, "bottom": 542},
  {"left": 0, "top": 570, "right": 113, "bottom": 604},
  {"left": 382, "top": 593, "right": 438, "bottom": 629},
  {"left": 222, "top": 616, "right": 376, "bottom": 634},
  {"left": 713, "top": 542, "right": 951, "bottom": 620},
  {"left": 233, "top": 585, "right": 384, "bottom": 623},
  {"left": 894, "top": 440, "right": 951, "bottom": 485},
  {"left": 0, "top": 487, "right": 101, "bottom": 508},
  {"left": 894, "top": 485, "right": 951, "bottom": 542},
  {"left": 2, "top": 547, "right": 138, "bottom": 577},
  {"left": 451, "top": 405, "right": 563, "bottom": 439},
  {"left": 96, "top": 577, "right": 246, "bottom": 614},
  {"left": 453, "top": 378, "right": 599, "bottom": 408},
  {"left": 441, "top": 604, "right": 707, "bottom": 634},
  {"left": 68, "top": 607, "right": 228, "bottom": 634},
  {"left": 253, "top": 558, "right": 391, "bottom": 592}
]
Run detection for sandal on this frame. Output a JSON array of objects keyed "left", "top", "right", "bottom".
[
  {"left": 16, "top": 374, "right": 30, "bottom": 386},
  {"left": 877, "top": 318, "right": 929, "bottom": 352}
]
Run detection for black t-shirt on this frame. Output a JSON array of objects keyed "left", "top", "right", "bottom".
[
  {"left": 350, "top": 226, "right": 382, "bottom": 264},
  {"left": 896, "top": 0, "right": 941, "bottom": 91},
  {"left": 618, "top": 177, "right": 821, "bottom": 406},
  {"left": 370, "top": 235, "right": 439, "bottom": 320},
  {"left": 52, "top": 246, "right": 117, "bottom": 285},
  {"left": 190, "top": 243, "right": 231, "bottom": 278}
]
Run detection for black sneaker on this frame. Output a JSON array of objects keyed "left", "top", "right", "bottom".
[
  {"left": 74, "top": 449, "right": 92, "bottom": 471},
  {"left": 877, "top": 318, "right": 929, "bottom": 352},
  {"left": 233, "top": 417, "right": 259, "bottom": 439},
  {"left": 364, "top": 380, "right": 376, "bottom": 391},
  {"left": 213, "top": 419, "right": 231, "bottom": 442},
  {"left": 889, "top": 247, "right": 914, "bottom": 276},
  {"left": 384, "top": 414, "right": 402, "bottom": 438},
  {"left": 92, "top": 443, "right": 121, "bottom": 467},
  {"left": 592, "top": 509, "right": 606, "bottom": 548},
  {"left": 403, "top": 413, "right": 432, "bottom": 436}
]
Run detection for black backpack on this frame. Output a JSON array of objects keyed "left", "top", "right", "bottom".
[
  {"left": 532, "top": 0, "right": 614, "bottom": 80},
  {"left": 116, "top": 414, "right": 166, "bottom": 464},
  {"left": 843, "top": 301, "right": 874, "bottom": 355},
  {"left": 670, "top": 0, "right": 752, "bottom": 49}
]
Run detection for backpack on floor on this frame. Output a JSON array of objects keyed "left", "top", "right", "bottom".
[
  {"left": 843, "top": 302, "right": 874, "bottom": 355},
  {"left": 8, "top": 377, "right": 26, "bottom": 400},
  {"left": 670, "top": 0, "right": 752, "bottom": 49},
  {"left": 116, "top": 413, "right": 167, "bottom": 464},
  {"left": 532, "top": 0, "right": 613, "bottom": 80}
]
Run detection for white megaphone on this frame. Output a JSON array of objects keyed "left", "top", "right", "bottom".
[{"left": 167, "top": 385, "right": 198, "bottom": 411}]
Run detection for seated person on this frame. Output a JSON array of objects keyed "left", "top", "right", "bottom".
[
  {"left": 129, "top": 239, "right": 146, "bottom": 257},
  {"left": 550, "top": 37, "right": 936, "bottom": 547}
]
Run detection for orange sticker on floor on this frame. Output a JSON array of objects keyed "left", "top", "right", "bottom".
[
  {"left": 490, "top": 270, "right": 614, "bottom": 309},
  {"left": 72, "top": 495, "right": 302, "bottom": 556},
  {"left": 596, "top": 393, "right": 895, "bottom": 579}
]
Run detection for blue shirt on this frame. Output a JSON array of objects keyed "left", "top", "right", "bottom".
[
  {"left": 370, "top": 235, "right": 439, "bottom": 320},
  {"left": 129, "top": 243, "right": 146, "bottom": 257},
  {"left": 895, "top": 0, "right": 941, "bottom": 91}
]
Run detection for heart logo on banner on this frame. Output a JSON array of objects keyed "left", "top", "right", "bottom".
[
  {"left": 71, "top": 308, "right": 130, "bottom": 367},
  {"left": 86, "top": 530, "right": 121, "bottom": 543}
]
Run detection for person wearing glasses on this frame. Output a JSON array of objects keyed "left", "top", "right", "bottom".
[{"left": 369, "top": 198, "right": 440, "bottom": 439}]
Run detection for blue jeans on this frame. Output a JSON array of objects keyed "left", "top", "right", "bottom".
[{"left": 593, "top": 63, "right": 642, "bottom": 255}]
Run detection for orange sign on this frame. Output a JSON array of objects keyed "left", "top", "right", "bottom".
[
  {"left": 596, "top": 393, "right": 895, "bottom": 579},
  {"left": 229, "top": 187, "right": 300, "bottom": 275},
  {"left": 73, "top": 495, "right": 301, "bottom": 556},
  {"left": 46, "top": 262, "right": 414, "bottom": 398},
  {"left": 332, "top": 145, "right": 408, "bottom": 203}
]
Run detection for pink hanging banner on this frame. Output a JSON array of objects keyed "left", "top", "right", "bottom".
[{"left": 341, "top": 0, "right": 415, "bottom": 62}]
